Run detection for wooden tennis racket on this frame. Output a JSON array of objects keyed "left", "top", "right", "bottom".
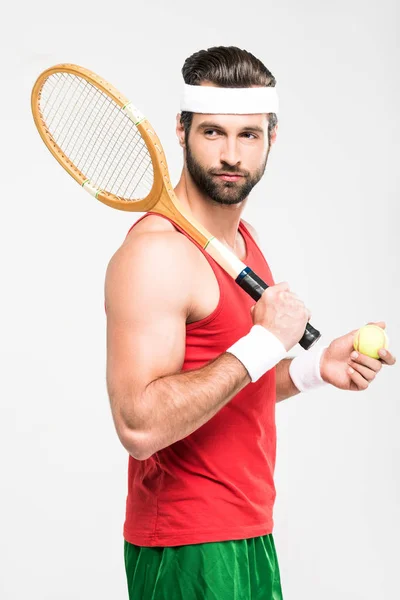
[{"left": 31, "top": 63, "right": 320, "bottom": 350}]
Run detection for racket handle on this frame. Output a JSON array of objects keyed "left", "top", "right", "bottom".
[{"left": 236, "top": 268, "right": 321, "bottom": 351}]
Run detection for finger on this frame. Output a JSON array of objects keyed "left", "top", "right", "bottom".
[
  {"left": 348, "top": 360, "right": 377, "bottom": 382},
  {"left": 349, "top": 351, "right": 383, "bottom": 372},
  {"left": 378, "top": 348, "right": 397, "bottom": 365},
  {"left": 367, "top": 321, "right": 386, "bottom": 329},
  {"left": 347, "top": 366, "right": 370, "bottom": 390}
]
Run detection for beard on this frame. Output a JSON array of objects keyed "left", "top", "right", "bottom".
[{"left": 185, "top": 141, "right": 270, "bottom": 206}]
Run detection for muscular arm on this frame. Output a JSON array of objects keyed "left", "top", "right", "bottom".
[{"left": 105, "top": 231, "right": 250, "bottom": 461}]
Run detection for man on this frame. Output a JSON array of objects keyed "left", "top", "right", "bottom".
[{"left": 105, "top": 46, "right": 395, "bottom": 599}]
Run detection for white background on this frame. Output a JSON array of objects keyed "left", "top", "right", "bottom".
[{"left": 1, "top": 0, "right": 399, "bottom": 598}]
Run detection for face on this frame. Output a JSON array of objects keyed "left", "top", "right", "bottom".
[{"left": 182, "top": 113, "right": 275, "bottom": 206}]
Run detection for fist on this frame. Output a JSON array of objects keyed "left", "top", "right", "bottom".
[{"left": 251, "top": 282, "right": 311, "bottom": 351}]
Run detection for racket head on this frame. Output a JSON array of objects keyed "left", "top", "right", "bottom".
[{"left": 31, "top": 63, "right": 170, "bottom": 212}]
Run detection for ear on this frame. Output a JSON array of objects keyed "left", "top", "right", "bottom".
[
  {"left": 269, "top": 123, "right": 278, "bottom": 146},
  {"left": 176, "top": 113, "right": 186, "bottom": 148}
]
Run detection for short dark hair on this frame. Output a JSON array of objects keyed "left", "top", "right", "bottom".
[{"left": 180, "top": 46, "right": 278, "bottom": 142}]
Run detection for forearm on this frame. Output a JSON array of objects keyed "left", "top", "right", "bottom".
[
  {"left": 275, "top": 357, "right": 301, "bottom": 403},
  {"left": 126, "top": 353, "right": 250, "bottom": 459}
]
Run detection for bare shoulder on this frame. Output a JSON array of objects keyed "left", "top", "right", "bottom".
[
  {"left": 105, "top": 214, "right": 199, "bottom": 314},
  {"left": 241, "top": 218, "right": 260, "bottom": 244},
  {"left": 117, "top": 214, "right": 201, "bottom": 263},
  {"left": 123, "top": 214, "right": 198, "bottom": 253}
]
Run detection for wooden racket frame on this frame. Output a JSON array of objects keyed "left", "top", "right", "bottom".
[{"left": 31, "top": 63, "right": 222, "bottom": 255}]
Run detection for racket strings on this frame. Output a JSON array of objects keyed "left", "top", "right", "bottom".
[
  {"left": 42, "top": 73, "right": 154, "bottom": 195},
  {"left": 39, "top": 73, "right": 154, "bottom": 200}
]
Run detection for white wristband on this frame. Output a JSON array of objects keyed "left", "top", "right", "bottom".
[
  {"left": 226, "top": 325, "right": 287, "bottom": 382},
  {"left": 289, "top": 344, "right": 330, "bottom": 393}
]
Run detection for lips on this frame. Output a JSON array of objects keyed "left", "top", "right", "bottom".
[{"left": 214, "top": 174, "right": 244, "bottom": 182}]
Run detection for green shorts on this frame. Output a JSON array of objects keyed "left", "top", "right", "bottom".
[{"left": 124, "top": 534, "right": 283, "bottom": 599}]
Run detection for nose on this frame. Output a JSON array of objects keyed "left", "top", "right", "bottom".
[{"left": 219, "top": 136, "right": 241, "bottom": 167}]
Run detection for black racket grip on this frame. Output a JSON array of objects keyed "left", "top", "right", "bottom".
[{"left": 236, "top": 268, "right": 321, "bottom": 351}]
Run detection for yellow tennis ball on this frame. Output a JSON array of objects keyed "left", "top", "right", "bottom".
[{"left": 353, "top": 325, "right": 389, "bottom": 359}]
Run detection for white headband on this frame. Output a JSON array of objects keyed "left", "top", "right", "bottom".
[{"left": 180, "top": 83, "right": 279, "bottom": 114}]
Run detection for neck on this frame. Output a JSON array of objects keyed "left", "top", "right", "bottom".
[{"left": 173, "top": 166, "right": 248, "bottom": 252}]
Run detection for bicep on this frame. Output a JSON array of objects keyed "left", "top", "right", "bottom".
[{"left": 105, "top": 234, "right": 190, "bottom": 441}]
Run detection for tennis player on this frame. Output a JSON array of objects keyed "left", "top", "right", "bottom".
[{"left": 105, "top": 46, "right": 395, "bottom": 599}]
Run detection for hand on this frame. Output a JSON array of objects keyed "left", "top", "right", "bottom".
[
  {"left": 251, "top": 282, "right": 311, "bottom": 352},
  {"left": 320, "top": 321, "right": 396, "bottom": 391}
]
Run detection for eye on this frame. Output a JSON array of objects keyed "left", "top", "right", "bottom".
[
  {"left": 241, "top": 132, "right": 257, "bottom": 140},
  {"left": 204, "top": 129, "right": 223, "bottom": 137}
]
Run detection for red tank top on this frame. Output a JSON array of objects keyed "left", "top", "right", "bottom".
[{"left": 122, "top": 212, "right": 277, "bottom": 547}]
